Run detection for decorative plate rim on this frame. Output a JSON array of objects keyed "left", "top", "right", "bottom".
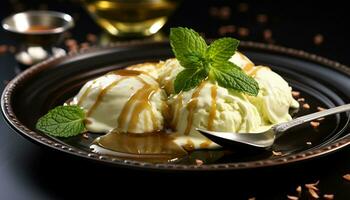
[{"left": 2, "top": 40, "right": 350, "bottom": 171}]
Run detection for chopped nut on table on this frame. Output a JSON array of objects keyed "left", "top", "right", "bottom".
[
  {"left": 308, "top": 188, "right": 319, "bottom": 199},
  {"left": 195, "top": 159, "right": 203, "bottom": 166},
  {"left": 297, "top": 98, "right": 305, "bottom": 102},
  {"left": 272, "top": 151, "right": 283, "bottom": 156},
  {"left": 343, "top": 174, "right": 350, "bottom": 181},
  {"left": 317, "top": 106, "right": 326, "bottom": 111},
  {"left": 287, "top": 195, "right": 299, "bottom": 200},
  {"left": 296, "top": 185, "right": 302, "bottom": 196},
  {"left": 310, "top": 121, "right": 320, "bottom": 128},
  {"left": 292, "top": 91, "right": 300, "bottom": 98},
  {"left": 323, "top": 194, "right": 334, "bottom": 200},
  {"left": 303, "top": 103, "right": 310, "bottom": 109}
]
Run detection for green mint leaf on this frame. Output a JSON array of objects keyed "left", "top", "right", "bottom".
[
  {"left": 36, "top": 105, "right": 86, "bottom": 137},
  {"left": 170, "top": 27, "right": 207, "bottom": 68},
  {"left": 211, "top": 62, "right": 259, "bottom": 96},
  {"left": 174, "top": 68, "right": 208, "bottom": 93},
  {"left": 170, "top": 27, "right": 260, "bottom": 96},
  {"left": 207, "top": 37, "right": 239, "bottom": 63}
]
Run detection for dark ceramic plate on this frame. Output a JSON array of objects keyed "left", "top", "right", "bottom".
[{"left": 2, "top": 41, "right": 350, "bottom": 171}]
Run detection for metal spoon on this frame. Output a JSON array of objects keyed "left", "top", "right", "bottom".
[{"left": 197, "top": 103, "right": 350, "bottom": 150}]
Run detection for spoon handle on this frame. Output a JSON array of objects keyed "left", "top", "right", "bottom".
[{"left": 275, "top": 103, "right": 350, "bottom": 133}]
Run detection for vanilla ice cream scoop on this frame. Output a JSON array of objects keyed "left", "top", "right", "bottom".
[
  {"left": 246, "top": 66, "right": 299, "bottom": 124},
  {"left": 169, "top": 81, "right": 262, "bottom": 149},
  {"left": 159, "top": 52, "right": 298, "bottom": 149},
  {"left": 70, "top": 69, "right": 167, "bottom": 133}
]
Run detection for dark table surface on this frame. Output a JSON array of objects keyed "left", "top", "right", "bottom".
[{"left": 1, "top": 0, "right": 350, "bottom": 199}]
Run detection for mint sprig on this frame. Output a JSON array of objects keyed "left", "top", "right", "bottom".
[
  {"left": 170, "top": 27, "right": 259, "bottom": 95},
  {"left": 36, "top": 105, "right": 86, "bottom": 137}
]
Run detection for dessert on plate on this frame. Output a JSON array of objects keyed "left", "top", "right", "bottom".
[{"left": 36, "top": 27, "right": 299, "bottom": 161}]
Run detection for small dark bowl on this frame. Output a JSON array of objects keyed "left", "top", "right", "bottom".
[{"left": 2, "top": 11, "right": 74, "bottom": 47}]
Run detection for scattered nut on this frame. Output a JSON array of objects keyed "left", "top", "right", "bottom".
[
  {"left": 238, "top": 27, "right": 249, "bottom": 37},
  {"left": 314, "top": 34, "right": 324, "bottom": 45},
  {"left": 195, "top": 159, "right": 203, "bottom": 166},
  {"left": 287, "top": 195, "right": 299, "bottom": 200},
  {"left": 292, "top": 91, "right": 300, "bottom": 98},
  {"left": 0, "top": 45, "right": 8, "bottom": 54},
  {"left": 86, "top": 33, "right": 97, "bottom": 43},
  {"left": 80, "top": 42, "right": 90, "bottom": 50},
  {"left": 303, "top": 103, "right": 310, "bottom": 109},
  {"left": 305, "top": 180, "right": 319, "bottom": 188},
  {"left": 296, "top": 185, "right": 302, "bottom": 196},
  {"left": 272, "top": 151, "right": 283, "bottom": 156},
  {"left": 218, "top": 25, "right": 236, "bottom": 36},
  {"left": 65, "top": 39, "right": 78, "bottom": 48},
  {"left": 297, "top": 98, "right": 305, "bottom": 102},
  {"left": 310, "top": 121, "right": 320, "bottom": 128},
  {"left": 308, "top": 188, "right": 319, "bottom": 199},
  {"left": 263, "top": 29, "right": 272, "bottom": 40},
  {"left": 323, "top": 194, "right": 334, "bottom": 200},
  {"left": 209, "top": 6, "right": 231, "bottom": 19},
  {"left": 82, "top": 133, "right": 89, "bottom": 139},
  {"left": 305, "top": 183, "right": 319, "bottom": 191},
  {"left": 317, "top": 106, "right": 326, "bottom": 111},
  {"left": 257, "top": 14, "right": 268, "bottom": 23},
  {"left": 343, "top": 174, "right": 350, "bottom": 181},
  {"left": 219, "top": 6, "right": 231, "bottom": 19}
]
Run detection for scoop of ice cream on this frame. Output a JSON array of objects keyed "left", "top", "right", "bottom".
[
  {"left": 162, "top": 52, "right": 298, "bottom": 149},
  {"left": 70, "top": 69, "right": 167, "bottom": 133},
  {"left": 246, "top": 66, "right": 299, "bottom": 124},
  {"left": 169, "top": 81, "right": 262, "bottom": 149}
]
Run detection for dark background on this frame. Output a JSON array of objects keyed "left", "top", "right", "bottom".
[{"left": 0, "top": 0, "right": 349, "bottom": 199}]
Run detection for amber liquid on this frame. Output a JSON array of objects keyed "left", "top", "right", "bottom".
[
  {"left": 26, "top": 25, "right": 54, "bottom": 33},
  {"left": 92, "top": 130, "right": 187, "bottom": 163},
  {"left": 83, "top": 0, "right": 180, "bottom": 37}
]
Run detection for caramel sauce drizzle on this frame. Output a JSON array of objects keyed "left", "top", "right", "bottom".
[
  {"left": 236, "top": 52, "right": 254, "bottom": 72},
  {"left": 184, "top": 81, "right": 206, "bottom": 135},
  {"left": 110, "top": 69, "right": 142, "bottom": 76},
  {"left": 86, "top": 78, "right": 127, "bottom": 116},
  {"left": 84, "top": 69, "right": 159, "bottom": 133},
  {"left": 242, "top": 63, "right": 254, "bottom": 72},
  {"left": 207, "top": 85, "right": 217, "bottom": 131},
  {"left": 119, "top": 81, "right": 158, "bottom": 132},
  {"left": 171, "top": 93, "right": 182, "bottom": 128},
  {"left": 247, "top": 66, "right": 271, "bottom": 77},
  {"left": 200, "top": 141, "right": 212, "bottom": 149},
  {"left": 77, "top": 81, "right": 94, "bottom": 106}
]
